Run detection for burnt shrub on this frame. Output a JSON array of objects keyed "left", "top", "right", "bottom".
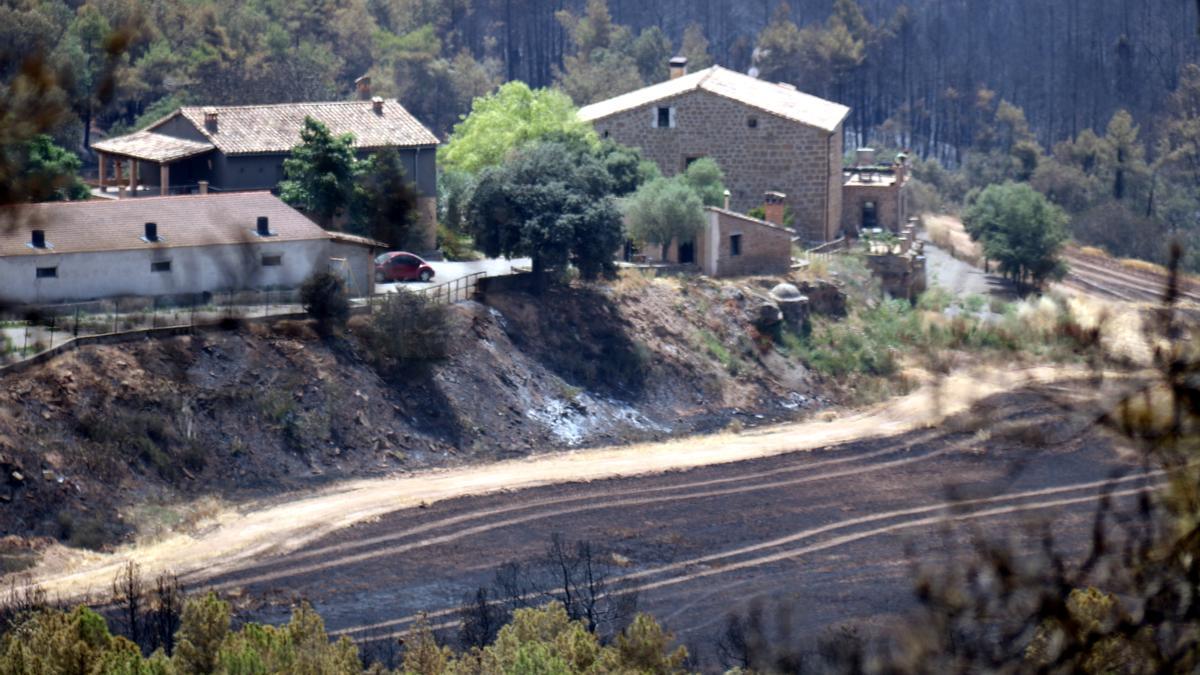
[
  {"left": 300, "top": 270, "right": 350, "bottom": 334},
  {"left": 361, "top": 291, "right": 448, "bottom": 369}
]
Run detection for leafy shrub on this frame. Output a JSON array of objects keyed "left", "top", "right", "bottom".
[{"left": 299, "top": 270, "right": 350, "bottom": 333}]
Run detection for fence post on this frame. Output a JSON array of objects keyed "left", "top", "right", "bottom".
[
  {"left": 112, "top": 299, "right": 118, "bottom": 334},
  {"left": 73, "top": 306, "right": 80, "bottom": 338}
]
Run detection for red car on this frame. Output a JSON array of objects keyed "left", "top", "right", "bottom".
[{"left": 375, "top": 252, "right": 435, "bottom": 283}]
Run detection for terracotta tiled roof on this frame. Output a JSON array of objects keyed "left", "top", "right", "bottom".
[
  {"left": 91, "top": 130, "right": 215, "bottom": 162},
  {"left": 578, "top": 66, "right": 850, "bottom": 133},
  {"left": 0, "top": 193, "right": 331, "bottom": 257},
  {"left": 328, "top": 231, "right": 387, "bottom": 248},
  {"left": 705, "top": 206, "right": 793, "bottom": 233},
  {"left": 149, "top": 99, "right": 439, "bottom": 155}
]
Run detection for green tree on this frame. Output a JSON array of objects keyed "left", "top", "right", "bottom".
[
  {"left": 624, "top": 176, "right": 706, "bottom": 260},
  {"left": 0, "top": 606, "right": 138, "bottom": 674},
  {"left": 596, "top": 140, "right": 657, "bottom": 197},
  {"left": 440, "top": 81, "right": 597, "bottom": 174},
  {"left": 681, "top": 157, "right": 727, "bottom": 207},
  {"left": 353, "top": 147, "right": 419, "bottom": 249},
  {"left": 629, "top": 26, "right": 672, "bottom": 84},
  {"left": 280, "top": 117, "right": 358, "bottom": 228},
  {"left": 23, "top": 134, "right": 89, "bottom": 202},
  {"left": 679, "top": 23, "right": 713, "bottom": 71},
  {"left": 300, "top": 270, "right": 350, "bottom": 335},
  {"left": 172, "top": 592, "right": 231, "bottom": 675},
  {"left": 467, "top": 141, "right": 622, "bottom": 289},
  {"left": 1102, "top": 109, "right": 1148, "bottom": 203},
  {"left": 554, "top": 0, "right": 643, "bottom": 105},
  {"left": 964, "top": 182, "right": 1068, "bottom": 290}
]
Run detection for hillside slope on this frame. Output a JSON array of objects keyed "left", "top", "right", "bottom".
[{"left": 0, "top": 274, "right": 827, "bottom": 558}]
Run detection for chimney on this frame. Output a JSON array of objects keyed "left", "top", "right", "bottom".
[
  {"left": 118, "top": 185, "right": 127, "bottom": 199},
  {"left": 372, "top": 96, "right": 384, "bottom": 115},
  {"left": 356, "top": 75, "right": 372, "bottom": 100},
  {"left": 894, "top": 152, "right": 908, "bottom": 184},
  {"left": 30, "top": 230, "right": 45, "bottom": 249},
  {"left": 198, "top": 180, "right": 208, "bottom": 195},
  {"left": 723, "top": 189, "right": 732, "bottom": 211},
  {"left": 856, "top": 148, "right": 876, "bottom": 168},
  {"left": 203, "top": 107, "right": 219, "bottom": 133},
  {"left": 256, "top": 216, "right": 271, "bottom": 237},
  {"left": 669, "top": 56, "right": 688, "bottom": 80},
  {"left": 144, "top": 222, "right": 158, "bottom": 242},
  {"left": 763, "top": 191, "right": 787, "bottom": 226}
]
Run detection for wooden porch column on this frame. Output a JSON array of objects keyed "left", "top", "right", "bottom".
[
  {"left": 97, "top": 151, "right": 106, "bottom": 192},
  {"left": 115, "top": 158, "right": 123, "bottom": 183},
  {"left": 128, "top": 159, "right": 137, "bottom": 195},
  {"left": 160, "top": 163, "right": 169, "bottom": 196}
]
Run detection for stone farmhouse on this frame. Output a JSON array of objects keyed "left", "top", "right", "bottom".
[
  {"left": 579, "top": 58, "right": 850, "bottom": 245},
  {"left": 90, "top": 82, "right": 439, "bottom": 249},
  {"left": 0, "top": 192, "right": 381, "bottom": 306}
]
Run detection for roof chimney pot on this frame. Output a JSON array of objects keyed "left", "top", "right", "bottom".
[
  {"left": 763, "top": 192, "right": 787, "bottom": 227},
  {"left": 372, "top": 96, "right": 384, "bottom": 115},
  {"left": 669, "top": 56, "right": 689, "bottom": 80},
  {"left": 256, "top": 216, "right": 271, "bottom": 237},
  {"left": 144, "top": 222, "right": 158, "bottom": 242},
  {"left": 30, "top": 229, "right": 45, "bottom": 249},
  {"left": 356, "top": 75, "right": 372, "bottom": 100},
  {"left": 203, "top": 107, "right": 219, "bottom": 132}
]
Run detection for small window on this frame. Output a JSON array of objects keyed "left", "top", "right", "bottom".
[
  {"left": 151, "top": 260, "right": 172, "bottom": 273},
  {"left": 747, "top": 117, "right": 758, "bottom": 128},
  {"left": 684, "top": 156, "right": 700, "bottom": 169},
  {"left": 36, "top": 266, "right": 57, "bottom": 279},
  {"left": 262, "top": 254, "right": 283, "bottom": 267},
  {"left": 730, "top": 234, "right": 743, "bottom": 257},
  {"left": 657, "top": 107, "right": 671, "bottom": 128},
  {"left": 601, "top": 129, "right": 610, "bottom": 139}
]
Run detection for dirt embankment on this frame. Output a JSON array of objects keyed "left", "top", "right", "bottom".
[{"left": 0, "top": 274, "right": 830, "bottom": 559}]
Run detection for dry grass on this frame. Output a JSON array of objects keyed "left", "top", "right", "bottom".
[
  {"left": 1078, "top": 246, "right": 1110, "bottom": 259},
  {"left": 1119, "top": 257, "right": 1170, "bottom": 275},
  {"left": 924, "top": 214, "right": 983, "bottom": 266}
]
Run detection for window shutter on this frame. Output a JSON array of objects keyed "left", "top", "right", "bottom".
[
  {"left": 651, "top": 107, "right": 659, "bottom": 128},
  {"left": 669, "top": 107, "right": 677, "bottom": 128}
]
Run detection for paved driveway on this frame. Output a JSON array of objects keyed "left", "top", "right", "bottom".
[{"left": 376, "top": 257, "right": 531, "bottom": 293}]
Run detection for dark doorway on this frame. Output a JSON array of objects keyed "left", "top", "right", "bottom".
[
  {"left": 678, "top": 240, "right": 695, "bottom": 264},
  {"left": 862, "top": 201, "right": 878, "bottom": 230}
]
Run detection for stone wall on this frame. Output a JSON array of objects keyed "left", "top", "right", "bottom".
[
  {"left": 591, "top": 89, "right": 843, "bottom": 245},
  {"left": 697, "top": 208, "right": 792, "bottom": 278},
  {"left": 842, "top": 177, "right": 908, "bottom": 236}
]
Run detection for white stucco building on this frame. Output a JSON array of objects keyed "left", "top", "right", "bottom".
[{"left": 0, "top": 192, "right": 381, "bottom": 306}]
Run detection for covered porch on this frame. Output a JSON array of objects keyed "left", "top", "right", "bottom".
[{"left": 91, "top": 130, "right": 215, "bottom": 198}]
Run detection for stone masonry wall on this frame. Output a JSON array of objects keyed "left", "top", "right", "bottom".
[
  {"left": 696, "top": 209, "right": 792, "bottom": 277},
  {"left": 593, "top": 89, "right": 843, "bottom": 245},
  {"left": 842, "top": 181, "right": 904, "bottom": 235}
]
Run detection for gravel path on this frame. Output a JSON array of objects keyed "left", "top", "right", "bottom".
[{"left": 921, "top": 237, "right": 1017, "bottom": 300}]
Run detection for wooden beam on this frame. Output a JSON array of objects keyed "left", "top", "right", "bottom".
[
  {"left": 97, "top": 151, "right": 106, "bottom": 192},
  {"left": 160, "top": 163, "right": 169, "bottom": 196}
]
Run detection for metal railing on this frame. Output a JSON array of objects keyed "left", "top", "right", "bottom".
[
  {"left": 0, "top": 289, "right": 306, "bottom": 367},
  {"left": 1, "top": 271, "right": 499, "bottom": 370},
  {"left": 415, "top": 271, "right": 487, "bottom": 306}
]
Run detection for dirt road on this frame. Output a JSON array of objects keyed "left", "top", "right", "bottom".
[{"left": 194, "top": 373, "right": 1147, "bottom": 669}]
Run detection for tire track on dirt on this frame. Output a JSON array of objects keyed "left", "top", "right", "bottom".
[
  {"left": 200, "top": 438, "right": 958, "bottom": 593},
  {"left": 194, "top": 432, "right": 946, "bottom": 585},
  {"left": 334, "top": 470, "right": 1161, "bottom": 640}
]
